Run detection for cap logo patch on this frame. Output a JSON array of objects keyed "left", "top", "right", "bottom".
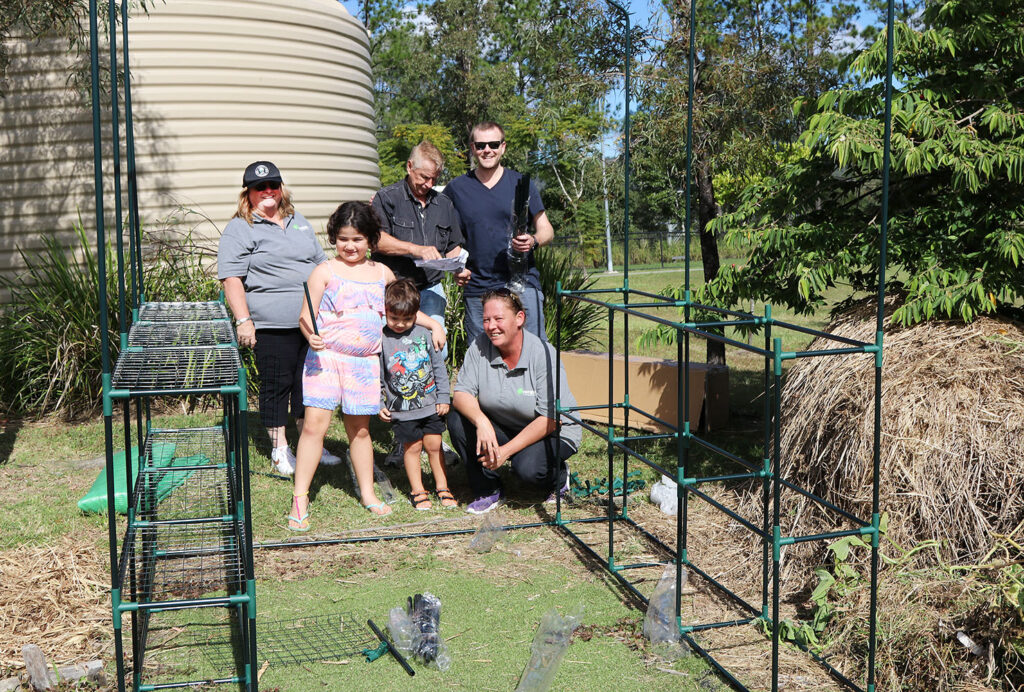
[{"left": 255, "top": 165, "right": 269, "bottom": 177}]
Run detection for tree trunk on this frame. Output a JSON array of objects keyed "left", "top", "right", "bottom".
[{"left": 695, "top": 160, "right": 726, "bottom": 367}]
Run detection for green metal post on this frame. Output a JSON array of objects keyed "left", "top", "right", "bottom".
[
  {"left": 107, "top": 0, "right": 128, "bottom": 350},
  {"left": 555, "top": 281, "right": 565, "bottom": 523},
  {"left": 684, "top": 0, "right": 697, "bottom": 297},
  {"left": 236, "top": 369, "right": 258, "bottom": 691},
  {"left": 89, "top": 1, "right": 125, "bottom": 687},
  {"left": 772, "top": 337, "right": 783, "bottom": 691},
  {"left": 867, "top": 1, "right": 895, "bottom": 688},
  {"left": 675, "top": 327, "right": 687, "bottom": 629},
  {"left": 761, "top": 306, "right": 773, "bottom": 617},
  {"left": 120, "top": 0, "right": 142, "bottom": 306},
  {"left": 606, "top": 306, "right": 615, "bottom": 570}
]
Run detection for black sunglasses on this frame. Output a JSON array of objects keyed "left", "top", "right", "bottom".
[
  {"left": 473, "top": 140, "right": 504, "bottom": 151},
  {"left": 251, "top": 181, "right": 281, "bottom": 192}
]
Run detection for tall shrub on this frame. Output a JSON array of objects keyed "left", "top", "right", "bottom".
[{"left": 0, "top": 222, "right": 219, "bottom": 419}]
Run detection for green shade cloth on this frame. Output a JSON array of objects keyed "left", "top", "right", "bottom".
[{"left": 77, "top": 442, "right": 182, "bottom": 514}]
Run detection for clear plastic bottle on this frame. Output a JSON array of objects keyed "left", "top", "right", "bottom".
[
  {"left": 515, "top": 606, "right": 584, "bottom": 691},
  {"left": 468, "top": 512, "right": 505, "bottom": 553},
  {"left": 643, "top": 564, "right": 691, "bottom": 660}
]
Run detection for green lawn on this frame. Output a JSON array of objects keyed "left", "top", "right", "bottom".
[{"left": 0, "top": 411, "right": 718, "bottom": 690}]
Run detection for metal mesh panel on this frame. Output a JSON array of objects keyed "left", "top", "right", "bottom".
[
  {"left": 112, "top": 347, "right": 241, "bottom": 391},
  {"left": 131, "top": 609, "right": 245, "bottom": 690},
  {"left": 196, "top": 613, "right": 376, "bottom": 668},
  {"left": 134, "top": 427, "right": 235, "bottom": 522},
  {"left": 135, "top": 466, "right": 235, "bottom": 523},
  {"left": 129, "top": 321, "right": 235, "bottom": 348},
  {"left": 122, "top": 521, "right": 245, "bottom": 604},
  {"left": 138, "top": 301, "right": 229, "bottom": 322}
]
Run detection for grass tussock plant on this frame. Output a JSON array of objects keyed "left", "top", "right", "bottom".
[
  {"left": 0, "top": 223, "right": 117, "bottom": 419},
  {"left": 536, "top": 248, "right": 604, "bottom": 351},
  {"left": 442, "top": 248, "right": 605, "bottom": 367},
  {"left": 0, "top": 218, "right": 220, "bottom": 419}
]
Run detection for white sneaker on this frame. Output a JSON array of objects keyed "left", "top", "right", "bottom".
[
  {"left": 271, "top": 446, "right": 296, "bottom": 476},
  {"left": 320, "top": 448, "right": 342, "bottom": 466}
]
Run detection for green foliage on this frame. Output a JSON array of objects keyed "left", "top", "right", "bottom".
[
  {"left": 377, "top": 123, "right": 463, "bottom": 185},
  {"left": 705, "top": 0, "right": 1024, "bottom": 325},
  {"left": 441, "top": 273, "right": 468, "bottom": 369},
  {"left": 0, "top": 0, "right": 87, "bottom": 94},
  {"left": 0, "top": 220, "right": 218, "bottom": 419},
  {"left": 365, "top": 0, "right": 624, "bottom": 245},
  {"left": 768, "top": 514, "right": 888, "bottom": 653},
  {"left": 0, "top": 223, "right": 115, "bottom": 418},
  {"left": 442, "top": 248, "right": 604, "bottom": 367},
  {"left": 535, "top": 248, "right": 604, "bottom": 350}
]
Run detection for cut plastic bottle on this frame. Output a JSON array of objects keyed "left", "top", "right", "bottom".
[
  {"left": 515, "top": 605, "right": 584, "bottom": 691},
  {"left": 643, "top": 564, "right": 691, "bottom": 660}
]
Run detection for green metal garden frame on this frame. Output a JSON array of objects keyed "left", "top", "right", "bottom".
[
  {"left": 86, "top": 0, "right": 891, "bottom": 688},
  {"left": 547, "top": 0, "right": 891, "bottom": 689},
  {"left": 88, "top": 1, "right": 258, "bottom": 689}
]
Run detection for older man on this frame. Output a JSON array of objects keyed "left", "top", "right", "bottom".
[
  {"left": 372, "top": 140, "right": 471, "bottom": 338},
  {"left": 372, "top": 141, "right": 468, "bottom": 467},
  {"left": 441, "top": 121, "right": 554, "bottom": 343}
]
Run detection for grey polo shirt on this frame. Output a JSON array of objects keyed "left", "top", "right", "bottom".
[
  {"left": 455, "top": 329, "right": 582, "bottom": 450},
  {"left": 371, "top": 179, "right": 464, "bottom": 289},
  {"left": 217, "top": 211, "right": 327, "bottom": 329}
]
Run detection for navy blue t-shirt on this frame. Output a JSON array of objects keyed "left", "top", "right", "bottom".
[{"left": 442, "top": 168, "right": 545, "bottom": 296}]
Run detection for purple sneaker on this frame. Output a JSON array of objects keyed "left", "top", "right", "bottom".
[
  {"left": 545, "top": 475, "right": 571, "bottom": 504},
  {"left": 466, "top": 489, "right": 503, "bottom": 514}
]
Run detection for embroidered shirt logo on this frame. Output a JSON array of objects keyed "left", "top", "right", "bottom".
[{"left": 516, "top": 388, "right": 536, "bottom": 396}]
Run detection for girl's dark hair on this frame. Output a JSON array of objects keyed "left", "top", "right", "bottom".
[
  {"left": 385, "top": 278, "right": 421, "bottom": 316},
  {"left": 327, "top": 201, "right": 382, "bottom": 248},
  {"left": 481, "top": 287, "right": 526, "bottom": 316}
]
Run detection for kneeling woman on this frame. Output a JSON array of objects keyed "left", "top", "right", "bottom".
[{"left": 448, "top": 289, "right": 581, "bottom": 514}]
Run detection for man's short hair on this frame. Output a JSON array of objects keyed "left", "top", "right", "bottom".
[
  {"left": 409, "top": 141, "right": 444, "bottom": 173},
  {"left": 470, "top": 121, "right": 505, "bottom": 141},
  {"left": 385, "top": 278, "right": 421, "bottom": 316}
]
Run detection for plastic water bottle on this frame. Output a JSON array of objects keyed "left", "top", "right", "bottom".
[{"left": 515, "top": 606, "right": 584, "bottom": 691}]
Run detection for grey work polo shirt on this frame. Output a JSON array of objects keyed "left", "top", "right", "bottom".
[
  {"left": 217, "top": 211, "right": 327, "bottom": 329},
  {"left": 455, "top": 329, "right": 582, "bottom": 450}
]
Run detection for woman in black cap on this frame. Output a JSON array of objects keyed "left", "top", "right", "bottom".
[{"left": 217, "top": 161, "right": 341, "bottom": 474}]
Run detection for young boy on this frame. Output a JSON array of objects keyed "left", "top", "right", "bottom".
[{"left": 379, "top": 279, "right": 457, "bottom": 509}]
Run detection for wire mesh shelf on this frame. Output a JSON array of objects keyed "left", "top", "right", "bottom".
[
  {"left": 135, "top": 465, "right": 235, "bottom": 524},
  {"left": 112, "top": 347, "right": 241, "bottom": 392},
  {"left": 196, "top": 613, "right": 376, "bottom": 668},
  {"left": 138, "top": 301, "right": 229, "bottom": 323},
  {"left": 135, "top": 427, "right": 234, "bottom": 521},
  {"left": 120, "top": 521, "right": 246, "bottom": 605},
  {"left": 130, "top": 608, "right": 247, "bottom": 691},
  {"left": 129, "top": 321, "right": 235, "bottom": 348},
  {"left": 143, "top": 427, "right": 229, "bottom": 469}
]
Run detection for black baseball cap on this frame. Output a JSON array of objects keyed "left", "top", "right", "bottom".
[{"left": 242, "top": 161, "right": 283, "bottom": 188}]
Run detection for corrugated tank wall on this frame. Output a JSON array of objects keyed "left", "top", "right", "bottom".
[{"left": 0, "top": 0, "right": 379, "bottom": 291}]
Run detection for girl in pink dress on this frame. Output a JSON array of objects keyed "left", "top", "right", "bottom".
[{"left": 288, "top": 202, "right": 444, "bottom": 530}]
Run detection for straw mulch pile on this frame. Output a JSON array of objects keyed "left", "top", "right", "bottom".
[
  {"left": 753, "top": 301, "right": 1024, "bottom": 689},
  {"left": 777, "top": 303, "right": 1024, "bottom": 561},
  {"left": 0, "top": 536, "right": 111, "bottom": 674}
]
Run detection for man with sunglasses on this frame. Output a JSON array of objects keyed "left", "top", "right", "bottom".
[{"left": 442, "top": 121, "right": 555, "bottom": 343}]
